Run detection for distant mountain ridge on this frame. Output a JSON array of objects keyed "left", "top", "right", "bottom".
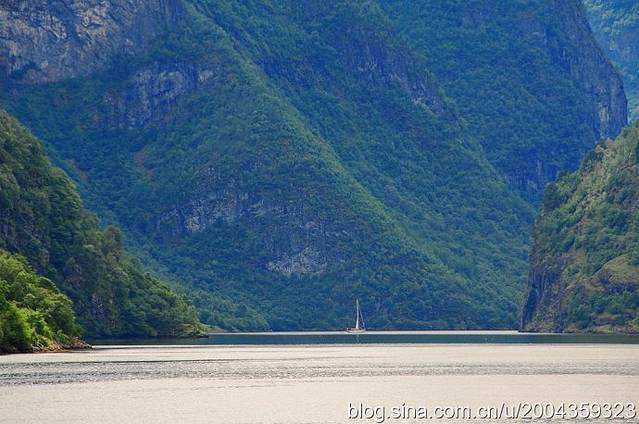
[{"left": 0, "top": 0, "right": 628, "bottom": 331}]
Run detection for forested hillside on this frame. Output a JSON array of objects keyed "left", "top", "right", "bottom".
[
  {"left": 381, "top": 0, "right": 626, "bottom": 199},
  {"left": 522, "top": 123, "right": 639, "bottom": 333},
  {"left": 0, "top": 0, "right": 627, "bottom": 331},
  {"left": 0, "top": 110, "right": 204, "bottom": 338},
  {"left": 0, "top": 251, "right": 83, "bottom": 353},
  {"left": 585, "top": 0, "right": 639, "bottom": 121}
]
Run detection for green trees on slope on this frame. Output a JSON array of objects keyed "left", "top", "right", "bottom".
[
  {"left": 381, "top": 0, "right": 627, "bottom": 200},
  {"left": 0, "top": 0, "right": 627, "bottom": 331},
  {"left": 0, "top": 251, "right": 80, "bottom": 353},
  {"left": 1, "top": 0, "right": 534, "bottom": 331},
  {"left": 522, "top": 123, "right": 639, "bottom": 333},
  {"left": 0, "top": 110, "right": 205, "bottom": 338}
]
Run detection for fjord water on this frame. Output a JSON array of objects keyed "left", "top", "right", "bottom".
[{"left": 1, "top": 332, "right": 638, "bottom": 424}]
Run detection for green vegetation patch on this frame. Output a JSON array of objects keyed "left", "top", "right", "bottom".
[{"left": 0, "top": 250, "right": 80, "bottom": 353}]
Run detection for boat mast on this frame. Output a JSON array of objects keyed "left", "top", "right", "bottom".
[{"left": 355, "top": 299, "right": 360, "bottom": 330}]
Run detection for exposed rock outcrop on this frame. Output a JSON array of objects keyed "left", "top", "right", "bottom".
[
  {"left": 104, "top": 61, "right": 217, "bottom": 128},
  {"left": 0, "top": 0, "right": 181, "bottom": 83},
  {"left": 156, "top": 168, "right": 342, "bottom": 277},
  {"left": 585, "top": 0, "right": 639, "bottom": 121},
  {"left": 544, "top": 0, "right": 627, "bottom": 140}
]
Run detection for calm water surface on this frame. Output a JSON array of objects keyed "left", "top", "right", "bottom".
[{"left": 1, "top": 331, "right": 638, "bottom": 423}]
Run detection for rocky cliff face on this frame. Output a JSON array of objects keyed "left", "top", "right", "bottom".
[
  {"left": 585, "top": 0, "right": 639, "bottom": 121},
  {"left": 543, "top": 0, "right": 626, "bottom": 140},
  {"left": 0, "top": 0, "right": 181, "bottom": 83},
  {"left": 104, "top": 61, "right": 218, "bottom": 129},
  {"left": 522, "top": 124, "right": 639, "bottom": 333},
  {"left": 155, "top": 166, "right": 339, "bottom": 277}
]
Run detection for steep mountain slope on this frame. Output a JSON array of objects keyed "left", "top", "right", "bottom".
[
  {"left": 522, "top": 123, "right": 639, "bottom": 333},
  {"left": 0, "top": 1, "right": 627, "bottom": 330},
  {"left": 0, "top": 250, "right": 83, "bottom": 353},
  {"left": 381, "top": 0, "right": 627, "bottom": 200},
  {"left": 0, "top": 110, "right": 203, "bottom": 337},
  {"left": 585, "top": 0, "right": 639, "bottom": 121}
]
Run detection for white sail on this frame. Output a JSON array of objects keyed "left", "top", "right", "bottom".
[{"left": 347, "top": 299, "right": 365, "bottom": 333}]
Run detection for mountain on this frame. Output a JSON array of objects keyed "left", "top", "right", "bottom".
[
  {"left": 381, "top": 0, "right": 627, "bottom": 200},
  {"left": 0, "top": 109, "right": 204, "bottom": 338},
  {"left": 0, "top": 250, "right": 83, "bottom": 353},
  {"left": 0, "top": 1, "right": 627, "bottom": 331},
  {"left": 585, "top": 0, "right": 639, "bottom": 121},
  {"left": 522, "top": 123, "right": 639, "bottom": 333}
]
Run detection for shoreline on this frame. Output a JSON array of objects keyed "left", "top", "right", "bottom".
[
  {"left": 1, "top": 339, "right": 92, "bottom": 356},
  {"left": 8, "top": 330, "right": 639, "bottom": 354}
]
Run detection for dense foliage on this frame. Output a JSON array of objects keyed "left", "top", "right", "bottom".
[
  {"left": 586, "top": 0, "right": 639, "bottom": 121},
  {"left": 0, "top": 250, "right": 80, "bottom": 353},
  {"left": 522, "top": 123, "right": 639, "bottom": 333},
  {"left": 0, "top": 110, "right": 205, "bottom": 338},
  {"left": 0, "top": 0, "right": 625, "bottom": 331},
  {"left": 381, "top": 0, "right": 627, "bottom": 200}
]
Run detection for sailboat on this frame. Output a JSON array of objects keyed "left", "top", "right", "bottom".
[{"left": 346, "top": 299, "right": 366, "bottom": 333}]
